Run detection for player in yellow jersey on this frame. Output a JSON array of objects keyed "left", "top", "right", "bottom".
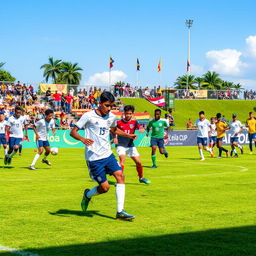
[
  {"left": 246, "top": 112, "right": 256, "bottom": 154},
  {"left": 216, "top": 113, "right": 229, "bottom": 158}
]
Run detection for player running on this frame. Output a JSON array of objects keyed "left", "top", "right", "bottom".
[
  {"left": 114, "top": 105, "right": 150, "bottom": 184},
  {"left": 146, "top": 109, "right": 170, "bottom": 168},
  {"left": 5, "top": 106, "right": 28, "bottom": 165},
  {"left": 0, "top": 111, "right": 8, "bottom": 157},
  {"left": 246, "top": 112, "right": 256, "bottom": 154},
  {"left": 229, "top": 114, "right": 244, "bottom": 157},
  {"left": 209, "top": 117, "right": 217, "bottom": 150},
  {"left": 29, "top": 109, "right": 56, "bottom": 170},
  {"left": 216, "top": 113, "right": 229, "bottom": 158},
  {"left": 194, "top": 111, "right": 214, "bottom": 161},
  {"left": 70, "top": 91, "right": 137, "bottom": 220}
]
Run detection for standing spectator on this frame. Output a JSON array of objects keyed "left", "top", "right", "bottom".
[
  {"left": 45, "top": 87, "right": 52, "bottom": 102},
  {"left": 65, "top": 93, "right": 73, "bottom": 114},
  {"left": 52, "top": 91, "right": 62, "bottom": 111}
]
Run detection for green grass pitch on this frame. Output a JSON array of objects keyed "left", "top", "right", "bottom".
[{"left": 1, "top": 146, "right": 256, "bottom": 256}]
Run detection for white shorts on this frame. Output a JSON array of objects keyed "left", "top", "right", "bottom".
[{"left": 116, "top": 146, "right": 139, "bottom": 157}]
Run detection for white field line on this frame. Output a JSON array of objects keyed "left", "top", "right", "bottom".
[
  {"left": 156, "top": 160, "right": 249, "bottom": 178},
  {"left": 0, "top": 244, "right": 41, "bottom": 256}
]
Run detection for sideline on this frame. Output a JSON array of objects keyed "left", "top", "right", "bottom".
[{"left": 0, "top": 244, "right": 41, "bottom": 256}]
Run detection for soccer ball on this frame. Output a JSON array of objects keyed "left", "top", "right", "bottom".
[{"left": 51, "top": 147, "right": 58, "bottom": 155}]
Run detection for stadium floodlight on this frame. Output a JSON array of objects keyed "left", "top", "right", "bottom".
[{"left": 185, "top": 19, "right": 193, "bottom": 90}]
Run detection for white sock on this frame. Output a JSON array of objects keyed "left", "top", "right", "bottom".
[
  {"left": 4, "top": 148, "right": 8, "bottom": 155},
  {"left": 206, "top": 147, "right": 212, "bottom": 153},
  {"left": 31, "top": 153, "right": 40, "bottom": 166},
  {"left": 86, "top": 186, "right": 99, "bottom": 198},
  {"left": 199, "top": 148, "right": 204, "bottom": 159},
  {"left": 116, "top": 183, "right": 125, "bottom": 213},
  {"left": 9, "top": 150, "right": 17, "bottom": 158},
  {"left": 237, "top": 144, "right": 242, "bottom": 149},
  {"left": 233, "top": 148, "right": 237, "bottom": 154}
]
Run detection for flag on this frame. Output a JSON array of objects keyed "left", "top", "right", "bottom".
[
  {"left": 147, "top": 96, "right": 165, "bottom": 107},
  {"left": 137, "top": 58, "right": 140, "bottom": 71},
  {"left": 187, "top": 60, "right": 190, "bottom": 72},
  {"left": 110, "top": 56, "right": 114, "bottom": 69},
  {"left": 157, "top": 58, "right": 162, "bottom": 72}
]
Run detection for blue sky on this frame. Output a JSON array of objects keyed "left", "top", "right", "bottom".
[{"left": 1, "top": 0, "right": 256, "bottom": 88}]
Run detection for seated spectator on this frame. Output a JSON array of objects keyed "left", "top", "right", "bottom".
[{"left": 187, "top": 118, "right": 194, "bottom": 130}]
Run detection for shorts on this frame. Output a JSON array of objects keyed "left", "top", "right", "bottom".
[
  {"left": 197, "top": 137, "right": 208, "bottom": 146},
  {"left": 87, "top": 154, "right": 121, "bottom": 184},
  {"left": 0, "top": 134, "right": 7, "bottom": 145},
  {"left": 116, "top": 146, "right": 139, "bottom": 157},
  {"left": 230, "top": 137, "right": 239, "bottom": 143},
  {"left": 54, "top": 101, "right": 61, "bottom": 107},
  {"left": 248, "top": 133, "right": 256, "bottom": 141},
  {"left": 151, "top": 137, "right": 164, "bottom": 148},
  {"left": 217, "top": 137, "right": 224, "bottom": 143},
  {"left": 9, "top": 137, "right": 22, "bottom": 147},
  {"left": 209, "top": 136, "right": 217, "bottom": 143},
  {"left": 37, "top": 140, "right": 50, "bottom": 148}
]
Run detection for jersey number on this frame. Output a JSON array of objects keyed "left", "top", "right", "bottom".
[{"left": 99, "top": 127, "right": 107, "bottom": 135}]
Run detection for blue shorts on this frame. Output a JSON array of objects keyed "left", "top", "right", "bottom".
[
  {"left": 217, "top": 137, "right": 223, "bottom": 143},
  {"left": 197, "top": 137, "right": 208, "bottom": 146},
  {"left": 54, "top": 101, "right": 61, "bottom": 107},
  {"left": 230, "top": 137, "right": 239, "bottom": 143},
  {"left": 248, "top": 133, "right": 256, "bottom": 141},
  {"left": 0, "top": 134, "right": 7, "bottom": 145},
  {"left": 37, "top": 140, "right": 50, "bottom": 148},
  {"left": 209, "top": 136, "right": 217, "bottom": 143},
  {"left": 151, "top": 138, "right": 164, "bottom": 148},
  {"left": 87, "top": 154, "right": 121, "bottom": 184},
  {"left": 9, "top": 137, "right": 22, "bottom": 147}
]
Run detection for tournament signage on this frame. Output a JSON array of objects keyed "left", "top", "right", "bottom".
[
  {"left": 22, "top": 129, "right": 251, "bottom": 149},
  {"left": 40, "top": 83, "right": 68, "bottom": 94}
]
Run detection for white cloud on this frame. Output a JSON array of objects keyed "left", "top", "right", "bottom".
[
  {"left": 86, "top": 70, "right": 127, "bottom": 86},
  {"left": 206, "top": 49, "right": 247, "bottom": 76},
  {"left": 190, "top": 64, "right": 204, "bottom": 75},
  {"left": 232, "top": 79, "right": 256, "bottom": 90},
  {"left": 245, "top": 35, "right": 256, "bottom": 58}
]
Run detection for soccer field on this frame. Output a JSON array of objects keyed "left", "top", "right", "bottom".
[{"left": 1, "top": 146, "right": 256, "bottom": 256}]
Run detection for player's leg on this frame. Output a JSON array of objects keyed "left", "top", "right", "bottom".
[
  {"left": 3, "top": 144, "right": 8, "bottom": 157},
  {"left": 42, "top": 142, "right": 52, "bottom": 166},
  {"left": 6, "top": 138, "right": 21, "bottom": 164},
  {"left": 116, "top": 146, "right": 126, "bottom": 172},
  {"left": 130, "top": 148, "right": 151, "bottom": 184},
  {"left": 217, "top": 139, "right": 223, "bottom": 158},
  {"left": 18, "top": 144, "right": 22, "bottom": 156},
  {"left": 150, "top": 138, "right": 158, "bottom": 168},
  {"left": 157, "top": 139, "right": 168, "bottom": 158},
  {"left": 30, "top": 141, "right": 44, "bottom": 170}
]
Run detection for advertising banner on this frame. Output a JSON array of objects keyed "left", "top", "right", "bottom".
[
  {"left": 40, "top": 84, "right": 67, "bottom": 94},
  {"left": 189, "top": 90, "right": 207, "bottom": 99},
  {"left": 22, "top": 129, "right": 251, "bottom": 149}
]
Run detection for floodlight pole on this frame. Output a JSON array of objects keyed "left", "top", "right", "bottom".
[{"left": 186, "top": 19, "right": 193, "bottom": 90}]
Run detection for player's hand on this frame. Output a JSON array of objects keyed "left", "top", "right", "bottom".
[
  {"left": 81, "top": 138, "right": 94, "bottom": 146},
  {"left": 35, "top": 134, "right": 40, "bottom": 140},
  {"left": 129, "top": 134, "right": 138, "bottom": 140},
  {"left": 24, "top": 135, "right": 28, "bottom": 140},
  {"left": 138, "top": 127, "right": 145, "bottom": 133},
  {"left": 113, "top": 138, "right": 118, "bottom": 145},
  {"left": 146, "top": 133, "right": 149, "bottom": 137},
  {"left": 164, "top": 134, "right": 168, "bottom": 140}
]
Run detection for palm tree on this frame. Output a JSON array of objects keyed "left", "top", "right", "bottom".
[
  {"left": 221, "top": 81, "right": 234, "bottom": 89},
  {"left": 60, "top": 62, "right": 83, "bottom": 84},
  {"left": 40, "top": 57, "right": 62, "bottom": 83},
  {"left": 233, "top": 83, "right": 243, "bottom": 90},
  {"left": 174, "top": 75, "right": 197, "bottom": 89},
  {"left": 202, "top": 71, "right": 223, "bottom": 89},
  {"left": 194, "top": 77, "right": 209, "bottom": 89},
  {"left": 0, "top": 62, "right": 5, "bottom": 69}
]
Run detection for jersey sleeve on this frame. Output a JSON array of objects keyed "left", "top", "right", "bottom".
[
  {"left": 194, "top": 120, "right": 198, "bottom": 127},
  {"left": 76, "top": 113, "right": 89, "bottom": 129},
  {"left": 35, "top": 120, "right": 41, "bottom": 128},
  {"left": 164, "top": 120, "right": 168, "bottom": 127},
  {"left": 147, "top": 121, "right": 152, "bottom": 129},
  {"left": 135, "top": 120, "right": 142, "bottom": 129},
  {"left": 51, "top": 120, "right": 56, "bottom": 129},
  {"left": 110, "top": 116, "right": 117, "bottom": 128}
]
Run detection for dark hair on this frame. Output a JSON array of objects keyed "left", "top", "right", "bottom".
[
  {"left": 155, "top": 109, "right": 161, "bottom": 114},
  {"left": 15, "top": 106, "right": 23, "bottom": 112},
  {"left": 100, "top": 91, "right": 115, "bottom": 103},
  {"left": 165, "top": 113, "right": 168, "bottom": 118},
  {"left": 124, "top": 105, "right": 135, "bottom": 112},
  {"left": 249, "top": 111, "right": 253, "bottom": 115},
  {"left": 216, "top": 113, "right": 221, "bottom": 118},
  {"left": 45, "top": 109, "right": 54, "bottom": 116},
  {"left": 199, "top": 111, "right": 205, "bottom": 115}
]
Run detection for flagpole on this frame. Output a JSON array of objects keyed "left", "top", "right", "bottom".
[
  {"left": 109, "top": 67, "right": 111, "bottom": 90},
  {"left": 136, "top": 70, "right": 139, "bottom": 88}
]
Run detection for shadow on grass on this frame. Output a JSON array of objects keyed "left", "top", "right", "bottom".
[
  {"left": 0, "top": 166, "right": 14, "bottom": 169},
  {"left": 2, "top": 225, "right": 256, "bottom": 256},
  {"left": 49, "top": 209, "right": 115, "bottom": 220}
]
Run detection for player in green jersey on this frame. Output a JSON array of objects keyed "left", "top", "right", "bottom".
[{"left": 146, "top": 109, "right": 170, "bottom": 168}]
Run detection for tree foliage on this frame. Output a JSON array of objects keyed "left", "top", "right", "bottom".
[{"left": 0, "top": 70, "right": 16, "bottom": 81}]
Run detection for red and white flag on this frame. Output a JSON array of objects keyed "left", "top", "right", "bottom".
[{"left": 148, "top": 96, "right": 165, "bottom": 107}]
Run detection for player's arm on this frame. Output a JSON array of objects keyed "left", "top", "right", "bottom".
[
  {"left": 110, "top": 129, "right": 118, "bottom": 145},
  {"left": 23, "top": 124, "right": 28, "bottom": 139},
  {"left": 146, "top": 121, "right": 152, "bottom": 136},
  {"left": 70, "top": 126, "right": 94, "bottom": 146},
  {"left": 110, "top": 127, "right": 137, "bottom": 140},
  {"left": 32, "top": 124, "right": 40, "bottom": 141}
]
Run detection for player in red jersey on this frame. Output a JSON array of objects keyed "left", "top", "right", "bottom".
[{"left": 113, "top": 105, "right": 151, "bottom": 184}]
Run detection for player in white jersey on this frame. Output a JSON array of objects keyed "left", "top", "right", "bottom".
[
  {"left": 5, "top": 106, "right": 28, "bottom": 165},
  {"left": 29, "top": 109, "right": 56, "bottom": 170},
  {"left": 0, "top": 111, "right": 8, "bottom": 157},
  {"left": 194, "top": 111, "right": 214, "bottom": 161},
  {"left": 229, "top": 114, "right": 244, "bottom": 157},
  {"left": 209, "top": 117, "right": 217, "bottom": 149},
  {"left": 70, "top": 91, "right": 137, "bottom": 220}
]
